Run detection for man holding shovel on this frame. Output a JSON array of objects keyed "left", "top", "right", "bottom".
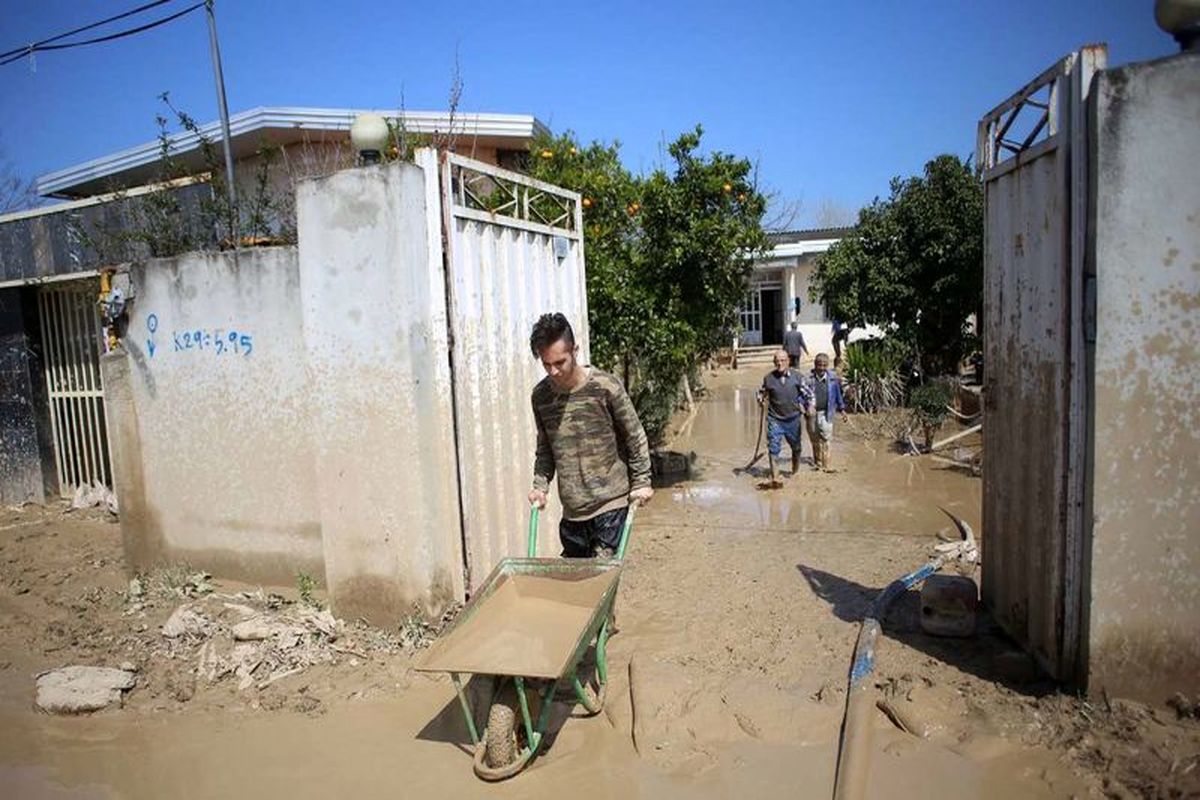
[
  {"left": 527, "top": 313, "right": 653, "bottom": 558},
  {"left": 758, "top": 349, "right": 813, "bottom": 487}
]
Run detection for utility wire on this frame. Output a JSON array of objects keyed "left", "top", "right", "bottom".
[
  {"left": 1, "top": 0, "right": 203, "bottom": 67},
  {"left": 0, "top": 0, "right": 174, "bottom": 60}
]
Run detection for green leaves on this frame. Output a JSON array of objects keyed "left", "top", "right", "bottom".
[
  {"left": 810, "top": 154, "right": 982, "bottom": 375},
  {"left": 528, "top": 128, "right": 768, "bottom": 443}
]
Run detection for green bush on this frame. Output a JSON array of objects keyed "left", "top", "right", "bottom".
[{"left": 909, "top": 380, "right": 955, "bottom": 449}]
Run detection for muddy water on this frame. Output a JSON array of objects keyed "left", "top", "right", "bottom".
[
  {"left": 1, "top": 373, "right": 1077, "bottom": 799},
  {"left": 0, "top": 697, "right": 1077, "bottom": 800},
  {"left": 662, "top": 381, "right": 980, "bottom": 537}
]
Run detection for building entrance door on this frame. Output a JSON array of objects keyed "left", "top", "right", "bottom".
[{"left": 760, "top": 288, "right": 782, "bottom": 346}]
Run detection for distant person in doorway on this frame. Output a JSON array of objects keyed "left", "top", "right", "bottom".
[
  {"left": 831, "top": 319, "right": 851, "bottom": 360},
  {"left": 806, "top": 353, "right": 846, "bottom": 471},
  {"left": 783, "top": 321, "right": 809, "bottom": 368},
  {"left": 527, "top": 313, "right": 653, "bottom": 559},
  {"left": 758, "top": 349, "right": 813, "bottom": 486}
]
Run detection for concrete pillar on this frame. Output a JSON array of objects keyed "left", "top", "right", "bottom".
[
  {"left": 99, "top": 349, "right": 162, "bottom": 571},
  {"left": 296, "top": 161, "right": 465, "bottom": 625}
]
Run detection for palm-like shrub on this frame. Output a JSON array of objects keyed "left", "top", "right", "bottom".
[{"left": 843, "top": 340, "right": 905, "bottom": 413}]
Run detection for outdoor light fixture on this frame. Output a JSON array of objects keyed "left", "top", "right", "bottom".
[
  {"left": 1156, "top": 0, "right": 1200, "bottom": 51},
  {"left": 350, "top": 113, "right": 390, "bottom": 165}
]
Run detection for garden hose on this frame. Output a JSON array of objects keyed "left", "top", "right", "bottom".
[{"left": 831, "top": 510, "right": 978, "bottom": 800}]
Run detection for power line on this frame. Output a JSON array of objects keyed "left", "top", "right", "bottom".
[
  {"left": 1, "top": 0, "right": 203, "bottom": 67},
  {"left": 0, "top": 0, "right": 174, "bottom": 60}
]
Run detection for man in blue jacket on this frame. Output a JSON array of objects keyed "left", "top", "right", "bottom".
[{"left": 806, "top": 352, "right": 846, "bottom": 471}]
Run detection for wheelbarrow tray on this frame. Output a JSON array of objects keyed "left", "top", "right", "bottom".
[{"left": 416, "top": 558, "right": 621, "bottom": 680}]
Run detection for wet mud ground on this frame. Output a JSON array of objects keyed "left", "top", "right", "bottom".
[{"left": 1, "top": 368, "right": 1197, "bottom": 798}]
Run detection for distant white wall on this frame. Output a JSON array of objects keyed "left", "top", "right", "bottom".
[{"left": 741, "top": 243, "right": 881, "bottom": 353}]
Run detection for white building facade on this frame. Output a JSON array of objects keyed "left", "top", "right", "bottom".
[{"left": 738, "top": 227, "right": 875, "bottom": 356}]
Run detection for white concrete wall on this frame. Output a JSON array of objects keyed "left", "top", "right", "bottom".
[
  {"left": 1085, "top": 52, "right": 1200, "bottom": 703},
  {"left": 108, "top": 248, "right": 324, "bottom": 584},
  {"left": 104, "top": 158, "right": 581, "bottom": 623},
  {"left": 296, "top": 161, "right": 464, "bottom": 624}
]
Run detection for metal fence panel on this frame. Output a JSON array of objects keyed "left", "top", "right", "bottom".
[
  {"left": 35, "top": 280, "right": 111, "bottom": 495},
  {"left": 435, "top": 151, "right": 589, "bottom": 589}
]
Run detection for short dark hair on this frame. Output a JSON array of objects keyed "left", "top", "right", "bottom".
[{"left": 530, "top": 312, "right": 575, "bottom": 357}]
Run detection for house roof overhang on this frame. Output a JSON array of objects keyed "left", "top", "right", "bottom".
[{"left": 37, "top": 106, "right": 550, "bottom": 199}]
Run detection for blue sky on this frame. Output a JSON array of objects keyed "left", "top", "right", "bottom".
[{"left": 0, "top": 0, "right": 1175, "bottom": 225}]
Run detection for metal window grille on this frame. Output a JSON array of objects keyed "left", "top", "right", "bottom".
[{"left": 36, "top": 282, "right": 113, "bottom": 495}]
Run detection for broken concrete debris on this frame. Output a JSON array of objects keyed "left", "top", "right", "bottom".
[{"left": 36, "top": 666, "right": 136, "bottom": 714}]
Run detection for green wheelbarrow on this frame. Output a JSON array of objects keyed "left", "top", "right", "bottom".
[{"left": 415, "top": 501, "right": 638, "bottom": 780}]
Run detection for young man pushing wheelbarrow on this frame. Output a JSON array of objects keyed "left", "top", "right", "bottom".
[
  {"left": 415, "top": 313, "right": 654, "bottom": 781},
  {"left": 526, "top": 312, "right": 654, "bottom": 555}
]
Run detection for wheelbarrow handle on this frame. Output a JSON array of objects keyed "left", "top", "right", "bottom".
[
  {"left": 615, "top": 501, "right": 639, "bottom": 560},
  {"left": 527, "top": 503, "right": 541, "bottom": 558},
  {"left": 526, "top": 499, "right": 641, "bottom": 560}
]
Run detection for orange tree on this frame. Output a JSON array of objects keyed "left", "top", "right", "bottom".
[{"left": 527, "top": 126, "right": 768, "bottom": 442}]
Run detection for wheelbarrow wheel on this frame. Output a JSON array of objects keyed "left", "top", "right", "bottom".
[
  {"left": 484, "top": 702, "right": 517, "bottom": 769},
  {"left": 474, "top": 699, "right": 535, "bottom": 781}
]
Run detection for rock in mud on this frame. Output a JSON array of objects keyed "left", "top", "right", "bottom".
[
  {"left": 229, "top": 618, "right": 304, "bottom": 642},
  {"left": 36, "top": 666, "right": 136, "bottom": 714},
  {"left": 161, "top": 605, "right": 210, "bottom": 639},
  {"left": 231, "top": 617, "right": 289, "bottom": 642}
]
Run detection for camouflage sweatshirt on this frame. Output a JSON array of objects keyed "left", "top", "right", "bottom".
[{"left": 530, "top": 368, "right": 652, "bottom": 520}]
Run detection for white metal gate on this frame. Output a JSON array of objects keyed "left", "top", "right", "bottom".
[
  {"left": 36, "top": 282, "right": 112, "bottom": 495},
  {"left": 434, "top": 151, "right": 589, "bottom": 589},
  {"left": 977, "top": 46, "right": 1104, "bottom": 682}
]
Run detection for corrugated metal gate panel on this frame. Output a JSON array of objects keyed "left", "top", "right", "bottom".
[
  {"left": 981, "top": 151, "right": 1068, "bottom": 669},
  {"left": 439, "top": 152, "right": 588, "bottom": 589},
  {"left": 36, "top": 281, "right": 112, "bottom": 495},
  {"left": 976, "top": 47, "right": 1103, "bottom": 681}
]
